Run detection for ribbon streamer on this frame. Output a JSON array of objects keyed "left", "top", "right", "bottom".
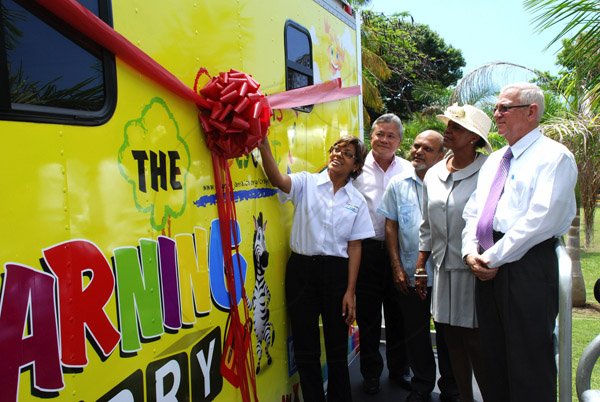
[
  {"left": 35, "top": 0, "right": 359, "bottom": 115},
  {"left": 267, "top": 77, "right": 361, "bottom": 110},
  {"left": 211, "top": 156, "right": 257, "bottom": 401}
]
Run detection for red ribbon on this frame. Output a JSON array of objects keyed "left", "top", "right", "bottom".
[
  {"left": 211, "top": 157, "right": 257, "bottom": 401},
  {"left": 34, "top": 0, "right": 359, "bottom": 124},
  {"left": 267, "top": 77, "right": 360, "bottom": 109},
  {"left": 194, "top": 71, "right": 361, "bottom": 160}
]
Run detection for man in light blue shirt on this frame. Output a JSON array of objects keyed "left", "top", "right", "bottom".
[{"left": 378, "top": 130, "right": 451, "bottom": 402}]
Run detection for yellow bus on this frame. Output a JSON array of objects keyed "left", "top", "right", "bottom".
[{"left": 0, "top": 0, "right": 362, "bottom": 400}]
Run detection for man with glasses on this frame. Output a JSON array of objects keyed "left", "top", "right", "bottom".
[
  {"left": 462, "top": 82, "right": 577, "bottom": 401},
  {"left": 353, "top": 113, "right": 412, "bottom": 394}
]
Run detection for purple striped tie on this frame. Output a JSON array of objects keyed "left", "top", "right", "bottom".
[{"left": 476, "top": 148, "right": 513, "bottom": 250}]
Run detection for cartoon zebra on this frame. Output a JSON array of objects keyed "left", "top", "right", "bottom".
[{"left": 247, "top": 212, "right": 275, "bottom": 374}]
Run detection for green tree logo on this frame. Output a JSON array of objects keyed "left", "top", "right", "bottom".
[{"left": 118, "top": 98, "right": 191, "bottom": 231}]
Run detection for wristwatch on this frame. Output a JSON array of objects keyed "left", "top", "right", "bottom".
[{"left": 414, "top": 268, "right": 427, "bottom": 278}]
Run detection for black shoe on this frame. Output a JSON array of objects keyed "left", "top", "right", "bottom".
[
  {"left": 389, "top": 373, "right": 412, "bottom": 391},
  {"left": 439, "top": 393, "right": 461, "bottom": 402},
  {"left": 362, "top": 378, "right": 380, "bottom": 395},
  {"left": 405, "top": 391, "right": 431, "bottom": 402}
]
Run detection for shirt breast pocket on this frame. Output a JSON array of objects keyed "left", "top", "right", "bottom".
[
  {"left": 507, "top": 175, "right": 532, "bottom": 211},
  {"left": 335, "top": 205, "right": 358, "bottom": 240},
  {"left": 400, "top": 204, "right": 418, "bottom": 228}
]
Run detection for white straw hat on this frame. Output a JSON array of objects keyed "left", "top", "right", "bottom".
[{"left": 437, "top": 103, "right": 493, "bottom": 152}]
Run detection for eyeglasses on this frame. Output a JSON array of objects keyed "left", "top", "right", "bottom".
[
  {"left": 329, "top": 146, "right": 356, "bottom": 160},
  {"left": 493, "top": 104, "right": 531, "bottom": 114}
]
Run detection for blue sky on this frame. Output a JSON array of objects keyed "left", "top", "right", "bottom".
[{"left": 367, "top": 0, "right": 568, "bottom": 78}]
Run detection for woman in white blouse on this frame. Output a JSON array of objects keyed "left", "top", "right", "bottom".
[
  {"left": 415, "top": 104, "right": 493, "bottom": 402},
  {"left": 259, "top": 135, "right": 374, "bottom": 402}
]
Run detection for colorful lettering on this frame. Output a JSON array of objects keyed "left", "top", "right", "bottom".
[
  {"left": 158, "top": 236, "right": 182, "bottom": 330},
  {"left": 175, "top": 228, "right": 211, "bottom": 325},
  {"left": 43, "top": 240, "right": 120, "bottom": 366},
  {"left": 208, "top": 219, "right": 248, "bottom": 310},
  {"left": 1, "top": 219, "right": 246, "bottom": 400},
  {"left": 0, "top": 264, "right": 63, "bottom": 402},
  {"left": 113, "top": 240, "right": 164, "bottom": 352}
]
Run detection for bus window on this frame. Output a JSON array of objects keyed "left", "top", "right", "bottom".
[
  {"left": 284, "top": 20, "right": 313, "bottom": 113},
  {"left": 0, "top": 0, "right": 116, "bottom": 125}
]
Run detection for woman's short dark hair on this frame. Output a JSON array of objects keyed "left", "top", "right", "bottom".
[
  {"left": 330, "top": 135, "right": 367, "bottom": 180},
  {"left": 474, "top": 136, "right": 487, "bottom": 150}
]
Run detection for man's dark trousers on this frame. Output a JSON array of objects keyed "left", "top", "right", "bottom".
[
  {"left": 476, "top": 237, "right": 558, "bottom": 402},
  {"left": 399, "top": 287, "right": 435, "bottom": 394},
  {"left": 356, "top": 239, "right": 408, "bottom": 381}
]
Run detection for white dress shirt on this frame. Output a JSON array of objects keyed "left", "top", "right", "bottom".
[
  {"left": 462, "top": 128, "right": 577, "bottom": 268},
  {"left": 353, "top": 151, "right": 412, "bottom": 240},
  {"left": 279, "top": 170, "right": 375, "bottom": 258}
]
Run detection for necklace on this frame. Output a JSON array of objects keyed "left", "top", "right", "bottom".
[{"left": 449, "top": 155, "right": 475, "bottom": 172}]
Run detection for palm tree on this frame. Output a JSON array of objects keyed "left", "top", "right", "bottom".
[
  {"left": 451, "top": 62, "right": 539, "bottom": 106},
  {"left": 360, "top": 34, "right": 392, "bottom": 125},
  {"left": 524, "top": 0, "right": 600, "bottom": 110},
  {"left": 524, "top": 1, "right": 600, "bottom": 250},
  {"left": 542, "top": 115, "right": 600, "bottom": 249},
  {"left": 348, "top": 0, "right": 392, "bottom": 129}
]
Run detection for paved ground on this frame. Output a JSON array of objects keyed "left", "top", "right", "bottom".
[{"left": 349, "top": 343, "right": 483, "bottom": 402}]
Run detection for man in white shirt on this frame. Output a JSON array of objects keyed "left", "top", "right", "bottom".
[
  {"left": 353, "top": 114, "right": 412, "bottom": 394},
  {"left": 462, "top": 82, "right": 577, "bottom": 402}
]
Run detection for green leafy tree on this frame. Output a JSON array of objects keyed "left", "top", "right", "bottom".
[
  {"left": 347, "top": 0, "right": 371, "bottom": 7},
  {"left": 360, "top": 11, "right": 465, "bottom": 121},
  {"left": 363, "top": 11, "right": 465, "bottom": 119},
  {"left": 360, "top": 15, "right": 392, "bottom": 127}
]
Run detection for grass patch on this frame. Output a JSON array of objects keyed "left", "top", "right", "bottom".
[
  {"left": 572, "top": 314, "right": 600, "bottom": 395},
  {"left": 571, "top": 211, "right": 600, "bottom": 396}
]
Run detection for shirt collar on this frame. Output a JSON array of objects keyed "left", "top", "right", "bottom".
[
  {"left": 342, "top": 179, "right": 360, "bottom": 203},
  {"left": 408, "top": 169, "right": 423, "bottom": 185},
  {"left": 366, "top": 151, "right": 396, "bottom": 172},
  {"left": 317, "top": 169, "right": 356, "bottom": 199},
  {"left": 452, "top": 153, "right": 486, "bottom": 180},
  {"left": 510, "top": 127, "right": 542, "bottom": 159},
  {"left": 316, "top": 169, "right": 331, "bottom": 186},
  {"left": 435, "top": 153, "right": 485, "bottom": 181}
]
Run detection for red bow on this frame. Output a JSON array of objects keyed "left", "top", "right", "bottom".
[{"left": 196, "top": 69, "right": 271, "bottom": 159}]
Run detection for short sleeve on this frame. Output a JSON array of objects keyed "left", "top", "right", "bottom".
[{"left": 377, "top": 177, "right": 400, "bottom": 221}]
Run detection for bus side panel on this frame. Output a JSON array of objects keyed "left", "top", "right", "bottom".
[{"left": 0, "top": 0, "right": 359, "bottom": 401}]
